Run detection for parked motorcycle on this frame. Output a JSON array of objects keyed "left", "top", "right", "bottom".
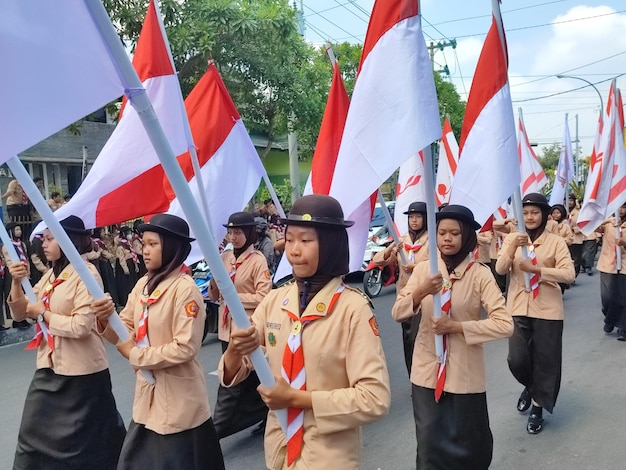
[
  {"left": 362, "top": 227, "right": 397, "bottom": 298},
  {"left": 192, "top": 260, "right": 219, "bottom": 341}
]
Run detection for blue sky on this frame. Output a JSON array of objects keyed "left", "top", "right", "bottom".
[{"left": 301, "top": 0, "right": 626, "bottom": 159}]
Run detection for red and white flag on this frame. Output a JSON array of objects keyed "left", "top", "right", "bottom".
[
  {"left": 0, "top": 1, "right": 125, "bottom": 164},
  {"left": 549, "top": 114, "right": 575, "bottom": 206},
  {"left": 517, "top": 113, "right": 548, "bottom": 195},
  {"left": 328, "top": 0, "right": 441, "bottom": 245},
  {"left": 578, "top": 81, "right": 626, "bottom": 234},
  {"left": 395, "top": 151, "right": 427, "bottom": 236},
  {"left": 449, "top": 2, "right": 520, "bottom": 226},
  {"left": 435, "top": 118, "right": 459, "bottom": 207}
]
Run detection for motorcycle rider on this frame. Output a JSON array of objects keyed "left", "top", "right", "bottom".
[{"left": 372, "top": 201, "right": 429, "bottom": 375}]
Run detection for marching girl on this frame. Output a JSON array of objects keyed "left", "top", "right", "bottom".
[
  {"left": 93, "top": 214, "right": 225, "bottom": 470},
  {"left": 392, "top": 205, "right": 513, "bottom": 469},
  {"left": 9, "top": 215, "right": 125, "bottom": 469},
  {"left": 595, "top": 202, "right": 626, "bottom": 340},
  {"left": 220, "top": 195, "right": 390, "bottom": 469},
  {"left": 567, "top": 194, "right": 584, "bottom": 275},
  {"left": 209, "top": 211, "right": 272, "bottom": 438},
  {"left": 496, "top": 193, "right": 575, "bottom": 434},
  {"left": 373, "top": 201, "right": 429, "bottom": 374},
  {"left": 3, "top": 222, "right": 31, "bottom": 330},
  {"left": 551, "top": 204, "right": 574, "bottom": 293}
]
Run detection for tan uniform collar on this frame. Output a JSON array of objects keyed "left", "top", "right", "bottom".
[{"left": 281, "top": 277, "right": 343, "bottom": 318}]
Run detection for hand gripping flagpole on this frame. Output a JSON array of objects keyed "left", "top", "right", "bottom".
[
  {"left": 6, "top": 156, "right": 154, "bottom": 384},
  {"left": 377, "top": 190, "right": 407, "bottom": 265},
  {"left": 83, "top": 0, "right": 286, "bottom": 432},
  {"left": 516, "top": 108, "right": 532, "bottom": 291}
]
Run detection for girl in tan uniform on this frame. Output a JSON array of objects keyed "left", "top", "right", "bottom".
[
  {"left": 551, "top": 204, "right": 574, "bottom": 293},
  {"left": 221, "top": 195, "right": 390, "bottom": 470},
  {"left": 496, "top": 193, "right": 575, "bottom": 434},
  {"left": 93, "top": 214, "right": 225, "bottom": 470},
  {"left": 209, "top": 211, "right": 272, "bottom": 439},
  {"left": 9, "top": 216, "right": 125, "bottom": 469},
  {"left": 373, "top": 201, "right": 428, "bottom": 374},
  {"left": 392, "top": 205, "right": 512, "bottom": 469}
]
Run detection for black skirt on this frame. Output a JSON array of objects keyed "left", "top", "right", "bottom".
[
  {"left": 412, "top": 384, "right": 493, "bottom": 470},
  {"left": 13, "top": 368, "right": 126, "bottom": 470},
  {"left": 118, "top": 419, "right": 225, "bottom": 470}
]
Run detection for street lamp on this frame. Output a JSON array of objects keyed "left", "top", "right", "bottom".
[{"left": 556, "top": 74, "right": 604, "bottom": 113}]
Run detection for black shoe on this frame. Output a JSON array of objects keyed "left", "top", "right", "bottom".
[
  {"left": 618, "top": 329, "right": 626, "bottom": 341},
  {"left": 604, "top": 323, "right": 614, "bottom": 334},
  {"left": 15, "top": 320, "right": 30, "bottom": 330},
  {"left": 0, "top": 325, "right": 9, "bottom": 331},
  {"left": 588, "top": 270, "right": 593, "bottom": 276},
  {"left": 527, "top": 413, "right": 544, "bottom": 434},
  {"left": 517, "top": 388, "right": 531, "bottom": 413},
  {"left": 250, "top": 420, "right": 266, "bottom": 436}
]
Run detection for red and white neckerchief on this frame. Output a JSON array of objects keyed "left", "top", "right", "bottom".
[
  {"left": 12, "top": 240, "right": 26, "bottom": 262},
  {"left": 92, "top": 237, "right": 106, "bottom": 250},
  {"left": 0, "top": 257, "right": 4, "bottom": 276},
  {"left": 119, "top": 238, "right": 138, "bottom": 266},
  {"left": 404, "top": 240, "right": 424, "bottom": 263},
  {"left": 435, "top": 259, "right": 474, "bottom": 402},
  {"left": 222, "top": 250, "right": 255, "bottom": 327},
  {"left": 281, "top": 283, "right": 344, "bottom": 466},
  {"left": 25, "top": 278, "right": 65, "bottom": 351},
  {"left": 527, "top": 243, "right": 540, "bottom": 299}
]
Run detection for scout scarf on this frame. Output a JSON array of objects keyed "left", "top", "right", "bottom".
[
  {"left": 435, "top": 259, "right": 473, "bottom": 402},
  {"left": 119, "top": 238, "right": 139, "bottom": 266},
  {"left": 12, "top": 240, "right": 27, "bottom": 262},
  {"left": 404, "top": 239, "right": 424, "bottom": 263},
  {"left": 222, "top": 250, "right": 255, "bottom": 327},
  {"left": 25, "top": 278, "right": 65, "bottom": 351},
  {"left": 281, "top": 283, "right": 344, "bottom": 466},
  {"left": 527, "top": 243, "right": 540, "bottom": 299}
]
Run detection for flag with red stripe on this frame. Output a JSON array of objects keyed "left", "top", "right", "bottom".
[
  {"left": 517, "top": 113, "right": 548, "bottom": 196},
  {"left": 436, "top": 117, "right": 459, "bottom": 207}
]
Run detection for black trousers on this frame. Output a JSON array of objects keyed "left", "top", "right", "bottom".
[
  {"left": 600, "top": 272, "right": 626, "bottom": 329},
  {"left": 569, "top": 243, "right": 583, "bottom": 276},
  {"left": 401, "top": 314, "right": 421, "bottom": 376},
  {"left": 582, "top": 240, "right": 598, "bottom": 269},
  {"left": 508, "top": 316, "right": 563, "bottom": 413}
]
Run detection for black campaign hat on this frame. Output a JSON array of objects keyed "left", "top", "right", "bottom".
[
  {"left": 403, "top": 201, "right": 427, "bottom": 215},
  {"left": 522, "top": 192, "right": 551, "bottom": 210},
  {"left": 436, "top": 204, "right": 481, "bottom": 231},
  {"left": 137, "top": 214, "right": 195, "bottom": 242},
  {"left": 280, "top": 194, "right": 354, "bottom": 228},
  {"left": 59, "top": 215, "right": 90, "bottom": 235},
  {"left": 223, "top": 212, "right": 256, "bottom": 229}
]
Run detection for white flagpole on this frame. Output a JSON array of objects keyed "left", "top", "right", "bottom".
[
  {"left": 263, "top": 174, "right": 286, "bottom": 218},
  {"left": 0, "top": 224, "right": 37, "bottom": 304},
  {"left": 83, "top": 0, "right": 286, "bottom": 431},
  {"left": 376, "top": 190, "right": 407, "bottom": 265}
]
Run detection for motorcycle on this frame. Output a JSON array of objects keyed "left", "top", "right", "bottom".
[
  {"left": 362, "top": 226, "right": 397, "bottom": 298},
  {"left": 192, "top": 260, "right": 219, "bottom": 341}
]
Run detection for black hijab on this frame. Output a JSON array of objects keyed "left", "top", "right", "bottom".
[
  {"left": 233, "top": 225, "right": 257, "bottom": 259},
  {"left": 144, "top": 233, "right": 191, "bottom": 295}
]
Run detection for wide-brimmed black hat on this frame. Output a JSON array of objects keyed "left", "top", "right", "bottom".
[
  {"left": 137, "top": 214, "right": 195, "bottom": 242},
  {"left": 522, "top": 192, "right": 551, "bottom": 210},
  {"left": 436, "top": 204, "right": 481, "bottom": 231},
  {"left": 59, "top": 215, "right": 90, "bottom": 235},
  {"left": 223, "top": 212, "right": 256, "bottom": 228},
  {"left": 280, "top": 194, "right": 354, "bottom": 228},
  {"left": 5, "top": 221, "right": 20, "bottom": 231},
  {"left": 403, "top": 201, "right": 427, "bottom": 215}
]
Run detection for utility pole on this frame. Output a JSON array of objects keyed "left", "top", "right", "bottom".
[
  {"left": 574, "top": 114, "right": 580, "bottom": 186},
  {"left": 288, "top": 0, "right": 304, "bottom": 204},
  {"left": 427, "top": 39, "right": 457, "bottom": 77}
]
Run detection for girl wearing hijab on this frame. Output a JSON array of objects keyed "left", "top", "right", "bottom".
[
  {"left": 496, "top": 193, "right": 575, "bottom": 434},
  {"left": 551, "top": 204, "right": 574, "bottom": 293},
  {"left": 9, "top": 215, "right": 125, "bottom": 469},
  {"left": 220, "top": 195, "right": 390, "bottom": 469},
  {"left": 209, "top": 211, "right": 272, "bottom": 439},
  {"left": 92, "top": 213, "right": 224, "bottom": 470},
  {"left": 392, "top": 205, "right": 512, "bottom": 469},
  {"left": 373, "top": 201, "right": 429, "bottom": 374},
  {"left": 2, "top": 222, "right": 31, "bottom": 329}
]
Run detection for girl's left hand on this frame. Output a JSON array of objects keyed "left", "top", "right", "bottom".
[
  {"left": 519, "top": 258, "right": 538, "bottom": 273},
  {"left": 432, "top": 315, "right": 461, "bottom": 335},
  {"left": 116, "top": 333, "right": 136, "bottom": 359},
  {"left": 258, "top": 377, "right": 294, "bottom": 410},
  {"left": 25, "top": 301, "right": 46, "bottom": 320}
]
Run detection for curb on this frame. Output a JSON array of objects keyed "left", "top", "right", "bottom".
[{"left": 0, "top": 325, "right": 35, "bottom": 347}]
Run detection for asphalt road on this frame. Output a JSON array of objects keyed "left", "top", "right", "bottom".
[{"left": 0, "top": 269, "right": 623, "bottom": 469}]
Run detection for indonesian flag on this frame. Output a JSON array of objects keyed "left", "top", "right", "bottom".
[
  {"left": 395, "top": 150, "right": 427, "bottom": 236},
  {"left": 435, "top": 118, "right": 459, "bottom": 207},
  {"left": 0, "top": 1, "right": 125, "bottom": 164},
  {"left": 328, "top": 0, "right": 441, "bottom": 243},
  {"left": 549, "top": 114, "right": 575, "bottom": 206},
  {"left": 517, "top": 113, "right": 548, "bottom": 195},
  {"left": 578, "top": 81, "right": 626, "bottom": 234},
  {"left": 449, "top": 2, "right": 520, "bottom": 226}
]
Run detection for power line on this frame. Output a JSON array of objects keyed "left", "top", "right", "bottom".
[
  {"left": 512, "top": 74, "right": 625, "bottom": 103},
  {"left": 303, "top": 3, "right": 364, "bottom": 43},
  {"left": 332, "top": 0, "right": 368, "bottom": 24}
]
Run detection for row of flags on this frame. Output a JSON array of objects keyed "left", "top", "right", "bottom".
[{"left": 2, "top": 0, "right": 625, "bottom": 270}]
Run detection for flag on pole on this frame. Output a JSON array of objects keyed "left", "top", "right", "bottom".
[
  {"left": 449, "top": 2, "right": 520, "bottom": 226},
  {"left": 0, "top": 1, "right": 125, "bottom": 164},
  {"left": 395, "top": 151, "right": 427, "bottom": 236},
  {"left": 548, "top": 114, "right": 575, "bottom": 206},
  {"left": 578, "top": 81, "right": 626, "bottom": 234},
  {"left": 435, "top": 118, "right": 459, "bottom": 207},
  {"left": 328, "top": 0, "right": 441, "bottom": 226},
  {"left": 517, "top": 113, "right": 548, "bottom": 195}
]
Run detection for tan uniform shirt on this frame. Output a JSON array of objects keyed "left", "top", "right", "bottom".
[
  {"left": 392, "top": 257, "right": 512, "bottom": 393},
  {"left": 489, "top": 220, "right": 515, "bottom": 259},
  {"left": 568, "top": 207, "right": 584, "bottom": 244},
  {"left": 108, "top": 271, "right": 211, "bottom": 435},
  {"left": 219, "top": 278, "right": 391, "bottom": 470},
  {"left": 596, "top": 218, "right": 626, "bottom": 274},
  {"left": 2, "top": 179, "right": 24, "bottom": 206},
  {"left": 477, "top": 231, "right": 493, "bottom": 264},
  {"left": 496, "top": 230, "right": 575, "bottom": 320},
  {"left": 372, "top": 233, "right": 428, "bottom": 293},
  {"left": 209, "top": 245, "right": 271, "bottom": 342},
  {"left": 9, "top": 262, "right": 108, "bottom": 375},
  {"left": 555, "top": 222, "right": 574, "bottom": 246}
]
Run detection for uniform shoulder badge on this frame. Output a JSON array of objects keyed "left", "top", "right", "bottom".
[
  {"left": 345, "top": 285, "right": 374, "bottom": 309},
  {"left": 369, "top": 316, "right": 380, "bottom": 336},
  {"left": 185, "top": 300, "right": 199, "bottom": 318}
]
